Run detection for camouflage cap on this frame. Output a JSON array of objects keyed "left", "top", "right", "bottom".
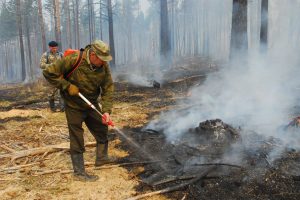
[{"left": 91, "top": 40, "right": 112, "bottom": 62}]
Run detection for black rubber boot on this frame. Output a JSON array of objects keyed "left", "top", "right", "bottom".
[
  {"left": 71, "top": 153, "right": 99, "bottom": 181},
  {"left": 95, "top": 142, "right": 115, "bottom": 166},
  {"left": 49, "top": 99, "right": 56, "bottom": 112}
]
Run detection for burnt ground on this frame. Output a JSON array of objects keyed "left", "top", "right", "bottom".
[
  {"left": 120, "top": 125, "right": 300, "bottom": 200},
  {"left": 0, "top": 66, "right": 300, "bottom": 199},
  {"left": 0, "top": 79, "right": 49, "bottom": 111}
]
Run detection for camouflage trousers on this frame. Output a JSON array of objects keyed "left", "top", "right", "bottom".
[
  {"left": 48, "top": 85, "right": 63, "bottom": 103},
  {"left": 65, "top": 105, "right": 108, "bottom": 154},
  {"left": 44, "top": 81, "right": 64, "bottom": 109}
]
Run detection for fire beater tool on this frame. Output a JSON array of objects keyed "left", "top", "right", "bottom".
[
  {"left": 78, "top": 92, "right": 114, "bottom": 126},
  {"left": 78, "top": 92, "right": 165, "bottom": 167}
]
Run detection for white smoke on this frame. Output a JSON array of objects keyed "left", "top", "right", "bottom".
[
  {"left": 114, "top": 67, "right": 163, "bottom": 87},
  {"left": 125, "top": 74, "right": 152, "bottom": 87},
  {"left": 146, "top": 0, "right": 300, "bottom": 150}
]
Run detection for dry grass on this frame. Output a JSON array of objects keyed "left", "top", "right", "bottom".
[{"left": 0, "top": 82, "right": 184, "bottom": 200}]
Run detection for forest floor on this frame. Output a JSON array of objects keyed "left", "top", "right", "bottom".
[
  {"left": 0, "top": 58, "right": 208, "bottom": 200},
  {"left": 0, "top": 81, "right": 182, "bottom": 200},
  {"left": 0, "top": 59, "right": 300, "bottom": 200}
]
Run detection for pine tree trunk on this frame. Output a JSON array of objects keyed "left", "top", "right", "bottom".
[
  {"left": 16, "top": 0, "right": 26, "bottom": 81},
  {"left": 72, "top": 0, "right": 77, "bottom": 48},
  {"left": 75, "top": 0, "right": 80, "bottom": 48},
  {"left": 90, "top": 0, "right": 95, "bottom": 41},
  {"left": 107, "top": 0, "right": 115, "bottom": 67},
  {"left": 53, "top": 0, "right": 62, "bottom": 51},
  {"left": 25, "top": 16, "right": 33, "bottom": 80},
  {"left": 88, "top": 0, "right": 92, "bottom": 43},
  {"left": 160, "top": 0, "right": 171, "bottom": 68},
  {"left": 37, "top": 0, "right": 46, "bottom": 52},
  {"left": 230, "top": 0, "right": 248, "bottom": 58},
  {"left": 25, "top": 18, "right": 32, "bottom": 68},
  {"left": 64, "top": 0, "right": 72, "bottom": 48},
  {"left": 123, "top": 0, "right": 133, "bottom": 63},
  {"left": 260, "top": 0, "right": 268, "bottom": 52},
  {"left": 99, "top": 0, "right": 103, "bottom": 39},
  {"left": 33, "top": 23, "right": 40, "bottom": 76},
  {"left": 4, "top": 41, "right": 8, "bottom": 81}
]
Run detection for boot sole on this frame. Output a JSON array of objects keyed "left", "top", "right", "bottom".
[
  {"left": 73, "top": 175, "right": 99, "bottom": 182},
  {"left": 95, "top": 160, "right": 116, "bottom": 167}
]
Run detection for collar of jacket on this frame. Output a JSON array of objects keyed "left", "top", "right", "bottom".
[{"left": 48, "top": 51, "right": 60, "bottom": 55}]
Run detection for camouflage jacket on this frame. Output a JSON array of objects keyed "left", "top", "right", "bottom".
[
  {"left": 42, "top": 47, "right": 114, "bottom": 113},
  {"left": 40, "top": 51, "right": 63, "bottom": 70}
]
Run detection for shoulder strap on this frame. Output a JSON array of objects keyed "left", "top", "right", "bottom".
[{"left": 65, "top": 48, "right": 84, "bottom": 79}]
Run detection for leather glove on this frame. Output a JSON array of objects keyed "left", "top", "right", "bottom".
[
  {"left": 102, "top": 113, "right": 114, "bottom": 126},
  {"left": 68, "top": 84, "right": 79, "bottom": 96}
]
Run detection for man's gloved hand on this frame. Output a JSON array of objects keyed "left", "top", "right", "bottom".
[
  {"left": 68, "top": 84, "right": 79, "bottom": 96},
  {"left": 102, "top": 113, "right": 114, "bottom": 126}
]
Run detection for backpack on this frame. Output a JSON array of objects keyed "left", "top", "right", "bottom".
[{"left": 63, "top": 48, "right": 84, "bottom": 79}]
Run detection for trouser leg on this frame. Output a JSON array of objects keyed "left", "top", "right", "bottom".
[
  {"left": 59, "top": 93, "right": 65, "bottom": 112},
  {"left": 65, "top": 106, "right": 98, "bottom": 181},
  {"left": 65, "top": 106, "right": 86, "bottom": 154},
  {"left": 85, "top": 107, "right": 108, "bottom": 144},
  {"left": 48, "top": 99, "right": 55, "bottom": 112},
  {"left": 85, "top": 109, "right": 114, "bottom": 166},
  {"left": 48, "top": 88, "right": 57, "bottom": 112}
]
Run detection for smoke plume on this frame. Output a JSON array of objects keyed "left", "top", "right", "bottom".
[{"left": 146, "top": 0, "right": 300, "bottom": 152}]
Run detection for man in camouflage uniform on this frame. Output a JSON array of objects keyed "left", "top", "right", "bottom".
[
  {"left": 40, "top": 41, "right": 64, "bottom": 112},
  {"left": 43, "top": 40, "right": 114, "bottom": 182}
]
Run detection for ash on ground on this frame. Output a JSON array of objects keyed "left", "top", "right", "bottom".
[{"left": 119, "top": 118, "right": 300, "bottom": 200}]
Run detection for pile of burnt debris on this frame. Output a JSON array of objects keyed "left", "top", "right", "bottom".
[{"left": 121, "top": 119, "right": 300, "bottom": 200}]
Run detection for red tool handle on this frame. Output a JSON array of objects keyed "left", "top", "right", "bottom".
[{"left": 78, "top": 93, "right": 115, "bottom": 127}]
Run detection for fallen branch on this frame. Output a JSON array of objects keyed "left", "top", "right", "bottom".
[
  {"left": 181, "top": 194, "right": 187, "bottom": 200},
  {"left": 0, "top": 145, "right": 16, "bottom": 153},
  {"left": 142, "top": 170, "right": 171, "bottom": 185},
  {"left": 193, "top": 163, "right": 243, "bottom": 169},
  {"left": 55, "top": 125, "right": 68, "bottom": 128},
  {"left": 33, "top": 169, "right": 61, "bottom": 176},
  {"left": 125, "top": 166, "right": 216, "bottom": 200},
  {"left": 168, "top": 74, "right": 206, "bottom": 84},
  {"left": 0, "top": 163, "right": 39, "bottom": 173},
  {"left": 151, "top": 174, "right": 226, "bottom": 186},
  {"left": 0, "top": 178, "right": 21, "bottom": 181},
  {"left": 94, "top": 159, "right": 170, "bottom": 170},
  {"left": 151, "top": 175, "right": 196, "bottom": 186},
  {"left": 33, "top": 162, "right": 93, "bottom": 176},
  {"left": 273, "top": 193, "right": 300, "bottom": 196},
  {"left": 33, "top": 160, "right": 168, "bottom": 176},
  {"left": 0, "top": 142, "right": 96, "bottom": 161}
]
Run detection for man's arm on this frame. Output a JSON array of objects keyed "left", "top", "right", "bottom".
[
  {"left": 39, "top": 52, "right": 48, "bottom": 70},
  {"left": 100, "top": 64, "right": 114, "bottom": 114},
  {"left": 42, "top": 56, "right": 76, "bottom": 91}
]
